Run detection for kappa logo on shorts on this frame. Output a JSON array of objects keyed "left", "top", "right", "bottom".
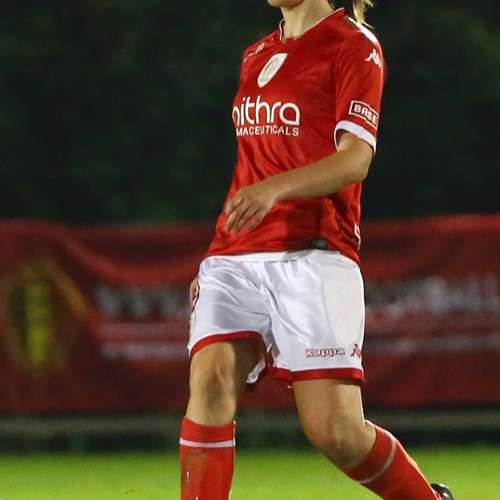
[
  {"left": 305, "top": 348, "right": 346, "bottom": 358},
  {"left": 348, "top": 100, "right": 379, "bottom": 129},
  {"left": 350, "top": 343, "right": 362, "bottom": 358},
  {"left": 257, "top": 53, "right": 288, "bottom": 88}
]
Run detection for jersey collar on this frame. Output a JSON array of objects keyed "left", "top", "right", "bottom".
[{"left": 278, "top": 7, "right": 344, "bottom": 41}]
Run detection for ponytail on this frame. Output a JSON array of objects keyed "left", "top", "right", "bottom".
[{"left": 329, "top": 1, "right": 374, "bottom": 24}]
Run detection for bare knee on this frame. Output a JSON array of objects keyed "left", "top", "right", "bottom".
[
  {"left": 186, "top": 339, "right": 263, "bottom": 425},
  {"left": 302, "top": 416, "right": 374, "bottom": 469},
  {"left": 187, "top": 348, "right": 239, "bottom": 424}
]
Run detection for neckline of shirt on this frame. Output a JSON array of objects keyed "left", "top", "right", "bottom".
[{"left": 278, "top": 7, "right": 344, "bottom": 43}]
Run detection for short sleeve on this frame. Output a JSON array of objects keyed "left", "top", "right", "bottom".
[{"left": 333, "top": 26, "right": 386, "bottom": 153}]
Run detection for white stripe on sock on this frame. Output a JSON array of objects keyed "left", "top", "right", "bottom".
[
  {"left": 179, "top": 438, "right": 235, "bottom": 449},
  {"left": 358, "top": 433, "right": 397, "bottom": 485}
]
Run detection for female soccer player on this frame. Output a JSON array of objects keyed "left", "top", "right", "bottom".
[{"left": 180, "top": 1, "right": 453, "bottom": 498}]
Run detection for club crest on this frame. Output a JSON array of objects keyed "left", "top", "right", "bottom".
[{"left": 257, "top": 53, "right": 288, "bottom": 88}]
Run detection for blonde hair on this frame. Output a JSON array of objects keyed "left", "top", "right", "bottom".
[{"left": 330, "top": 1, "right": 374, "bottom": 24}]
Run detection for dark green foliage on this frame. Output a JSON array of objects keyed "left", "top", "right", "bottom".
[
  {"left": 366, "top": 1, "right": 500, "bottom": 218},
  {"left": 0, "top": 1, "right": 498, "bottom": 223}
]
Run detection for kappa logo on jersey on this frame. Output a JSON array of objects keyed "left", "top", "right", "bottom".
[
  {"left": 232, "top": 95, "right": 301, "bottom": 137},
  {"left": 365, "top": 48, "right": 382, "bottom": 68},
  {"left": 257, "top": 53, "right": 288, "bottom": 88},
  {"left": 349, "top": 100, "right": 379, "bottom": 129}
]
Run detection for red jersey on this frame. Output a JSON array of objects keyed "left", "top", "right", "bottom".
[{"left": 207, "top": 8, "right": 385, "bottom": 264}]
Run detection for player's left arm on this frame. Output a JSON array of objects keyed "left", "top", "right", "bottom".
[{"left": 224, "top": 132, "right": 372, "bottom": 234}]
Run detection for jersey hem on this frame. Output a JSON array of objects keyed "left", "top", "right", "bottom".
[
  {"left": 204, "top": 249, "right": 342, "bottom": 263},
  {"left": 205, "top": 245, "right": 360, "bottom": 266}
]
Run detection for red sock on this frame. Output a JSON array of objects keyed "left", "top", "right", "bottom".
[
  {"left": 343, "top": 426, "right": 441, "bottom": 499},
  {"left": 179, "top": 417, "right": 235, "bottom": 500}
]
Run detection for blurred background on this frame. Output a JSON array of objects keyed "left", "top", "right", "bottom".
[
  {"left": 1, "top": 0, "right": 499, "bottom": 223},
  {"left": 0, "top": 1, "right": 499, "bottom": 498}
]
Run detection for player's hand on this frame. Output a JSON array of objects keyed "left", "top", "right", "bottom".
[
  {"left": 189, "top": 277, "right": 199, "bottom": 306},
  {"left": 224, "top": 181, "right": 278, "bottom": 234}
]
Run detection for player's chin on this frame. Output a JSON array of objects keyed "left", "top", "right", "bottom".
[{"left": 267, "top": 0, "right": 304, "bottom": 8}]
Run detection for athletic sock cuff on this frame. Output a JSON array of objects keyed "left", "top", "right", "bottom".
[
  {"left": 343, "top": 425, "right": 397, "bottom": 485},
  {"left": 180, "top": 417, "right": 236, "bottom": 446}
]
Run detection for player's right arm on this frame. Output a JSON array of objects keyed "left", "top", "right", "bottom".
[{"left": 224, "top": 132, "right": 372, "bottom": 234}]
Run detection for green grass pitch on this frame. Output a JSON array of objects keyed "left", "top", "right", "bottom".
[{"left": 0, "top": 446, "right": 498, "bottom": 499}]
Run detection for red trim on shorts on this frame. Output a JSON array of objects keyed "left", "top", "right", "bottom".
[
  {"left": 273, "top": 367, "right": 365, "bottom": 384},
  {"left": 190, "top": 331, "right": 265, "bottom": 359}
]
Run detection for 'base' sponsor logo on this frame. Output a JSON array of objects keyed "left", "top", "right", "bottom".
[{"left": 349, "top": 100, "right": 379, "bottom": 129}]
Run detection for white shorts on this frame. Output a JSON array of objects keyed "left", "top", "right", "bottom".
[{"left": 188, "top": 250, "right": 365, "bottom": 385}]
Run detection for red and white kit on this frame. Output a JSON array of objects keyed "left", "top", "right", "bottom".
[
  {"left": 189, "top": 9, "right": 386, "bottom": 383},
  {"left": 208, "top": 8, "right": 386, "bottom": 264}
]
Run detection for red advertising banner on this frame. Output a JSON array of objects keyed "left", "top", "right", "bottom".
[
  {"left": 0, "top": 215, "right": 499, "bottom": 412},
  {"left": 361, "top": 216, "right": 500, "bottom": 407}
]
